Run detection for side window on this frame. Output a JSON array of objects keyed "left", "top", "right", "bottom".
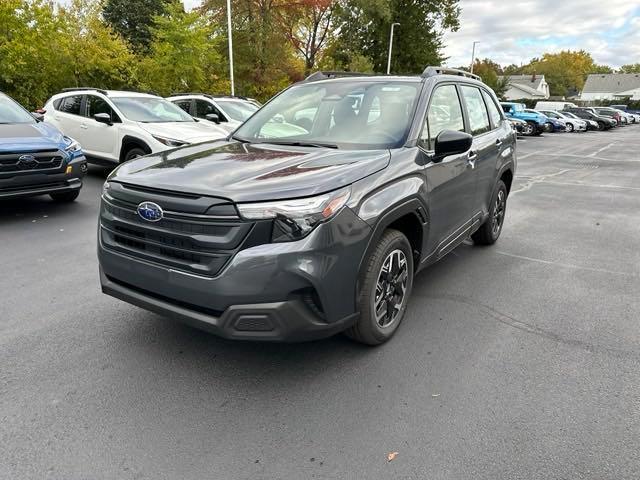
[
  {"left": 422, "top": 84, "right": 464, "bottom": 150},
  {"left": 482, "top": 90, "right": 502, "bottom": 127},
  {"left": 461, "top": 86, "right": 490, "bottom": 135},
  {"left": 86, "top": 95, "right": 120, "bottom": 122},
  {"left": 59, "top": 95, "right": 83, "bottom": 115},
  {"left": 196, "top": 100, "right": 223, "bottom": 120},
  {"left": 174, "top": 100, "right": 192, "bottom": 115}
]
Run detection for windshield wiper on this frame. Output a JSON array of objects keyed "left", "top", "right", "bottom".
[{"left": 261, "top": 140, "right": 338, "bottom": 149}]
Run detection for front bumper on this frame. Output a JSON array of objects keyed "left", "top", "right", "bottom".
[
  {"left": 0, "top": 155, "right": 87, "bottom": 199},
  {"left": 98, "top": 206, "right": 371, "bottom": 342}
]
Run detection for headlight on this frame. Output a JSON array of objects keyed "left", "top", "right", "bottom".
[
  {"left": 102, "top": 181, "right": 111, "bottom": 196},
  {"left": 63, "top": 136, "right": 82, "bottom": 153},
  {"left": 237, "top": 187, "right": 351, "bottom": 241},
  {"left": 152, "top": 135, "right": 189, "bottom": 147}
]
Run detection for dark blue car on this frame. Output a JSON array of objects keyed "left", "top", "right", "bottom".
[{"left": 0, "top": 92, "right": 87, "bottom": 202}]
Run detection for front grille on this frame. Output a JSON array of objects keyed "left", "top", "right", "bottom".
[
  {"left": 0, "top": 150, "right": 65, "bottom": 175},
  {"left": 100, "top": 192, "right": 254, "bottom": 277}
]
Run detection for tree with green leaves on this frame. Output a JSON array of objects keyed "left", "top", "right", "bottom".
[
  {"left": 328, "top": 0, "right": 460, "bottom": 74},
  {"left": 103, "top": 0, "right": 174, "bottom": 52},
  {"left": 138, "top": 2, "right": 224, "bottom": 96},
  {"left": 472, "top": 59, "right": 508, "bottom": 97},
  {"left": 619, "top": 63, "right": 640, "bottom": 74}
]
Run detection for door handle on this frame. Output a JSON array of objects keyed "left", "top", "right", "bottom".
[
  {"left": 496, "top": 139, "right": 503, "bottom": 147},
  {"left": 467, "top": 151, "right": 477, "bottom": 169}
]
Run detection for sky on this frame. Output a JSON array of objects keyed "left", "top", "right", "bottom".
[{"left": 441, "top": 0, "right": 640, "bottom": 68}]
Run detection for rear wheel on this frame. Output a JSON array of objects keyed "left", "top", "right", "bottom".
[
  {"left": 472, "top": 180, "right": 507, "bottom": 246},
  {"left": 522, "top": 122, "right": 535, "bottom": 136},
  {"left": 346, "top": 229, "right": 413, "bottom": 345},
  {"left": 50, "top": 190, "right": 79, "bottom": 203}
]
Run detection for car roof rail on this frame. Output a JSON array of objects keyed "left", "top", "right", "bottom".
[
  {"left": 421, "top": 67, "right": 481, "bottom": 81},
  {"left": 168, "top": 92, "right": 213, "bottom": 98},
  {"left": 61, "top": 87, "right": 109, "bottom": 95},
  {"left": 304, "top": 71, "right": 372, "bottom": 82}
]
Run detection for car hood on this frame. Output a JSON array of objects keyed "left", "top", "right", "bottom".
[
  {"left": 0, "top": 122, "right": 66, "bottom": 152},
  {"left": 138, "top": 121, "right": 228, "bottom": 143},
  {"left": 109, "top": 141, "right": 391, "bottom": 202}
]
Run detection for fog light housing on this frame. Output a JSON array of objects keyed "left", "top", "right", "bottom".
[{"left": 65, "top": 165, "right": 73, "bottom": 174}]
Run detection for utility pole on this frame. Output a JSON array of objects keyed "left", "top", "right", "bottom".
[
  {"left": 226, "top": 0, "right": 235, "bottom": 96},
  {"left": 386, "top": 23, "right": 400, "bottom": 75},
  {"left": 470, "top": 41, "right": 480, "bottom": 74}
]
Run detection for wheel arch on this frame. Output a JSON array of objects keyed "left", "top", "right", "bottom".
[
  {"left": 357, "top": 198, "right": 428, "bottom": 285},
  {"left": 119, "top": 136, "right": 151, "bottom": 162}
]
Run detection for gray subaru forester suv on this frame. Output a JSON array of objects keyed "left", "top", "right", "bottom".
[{"left": 98, "top": 68, "right": 516, "bottom": 345}]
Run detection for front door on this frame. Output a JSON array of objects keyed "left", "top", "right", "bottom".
[
  {"left": 419, "top": 83, "right": 477, "bottom": 257},
  {"left": 80, "top": 95, "right": 120, "bottom": 161}
]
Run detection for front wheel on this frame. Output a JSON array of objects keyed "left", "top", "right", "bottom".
[
  {"left": 472, "top": 180, "right": 508, "bottom": 246},
  {"left": 123, "top": 147, "right": 146, "bottom": 163},
  {"left": 566, "top": 122, "right": 574, "bottom": 132},
  {"left": 346, "top": 229, "right": 414, "bottom": 345},
  {"left": 597, "top": 121, "right": 606, "bottom": 131}
]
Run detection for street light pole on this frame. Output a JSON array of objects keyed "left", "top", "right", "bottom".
[
  {"left": 470, "top": 41, "right": 480, "bottom": 74},
  {"left": 386, "top": 22, "right": 400, "bottom": 75},
  {"left": 226, "top": 0, "right": 235, "bottom": 96}
]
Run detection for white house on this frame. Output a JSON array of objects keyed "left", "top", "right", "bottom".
[
  {"left": 498, "top": 74, "right": 550, "bottom": 100},
  {"left": 580, "top": 74, "right": 640, "bottom": 101}
]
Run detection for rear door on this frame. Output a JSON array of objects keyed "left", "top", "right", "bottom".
[
  {"left": 474, "top": 88, "right": 510, "bottom": 214},
  {"left": 420, "top": 83, "right": 477, "bottom": 257},
  {"left": 50, "top": 94, "right": 84, "bottom": 141}
]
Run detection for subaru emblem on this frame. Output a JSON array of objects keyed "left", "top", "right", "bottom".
[
  {"left": 137, "top": 201, "right": 163, "bottom": 222},
  {"left": 18, "top": 154, "right": 38, "bottom": 169}
]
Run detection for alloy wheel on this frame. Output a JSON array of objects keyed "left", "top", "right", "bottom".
[
  {"left": 374, "top": 249, "right": 409, "bottom": 328},
  {"left": 492, "top": 189, "right": 506, "bottom": 237}
]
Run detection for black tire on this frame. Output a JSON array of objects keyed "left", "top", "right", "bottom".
[
  {"left": 50, "top": 190, "right": 79, "bottom": 202},
  {"left": 522, "top": 122, "right": 535, "bottom": 136},
  {"left": 123, "top": 147, "right": 146, "bottom": 163},
  {"left": 345, "top": 229, "right": 414, "bottom": 346},
  {"left": 472, "top": 180, "right": 507, "bottom": 246},
  {"left": 597, "top": 121, "right": 605, "bottom": 131}
]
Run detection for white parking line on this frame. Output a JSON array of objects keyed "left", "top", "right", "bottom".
[
  {"left": 589, "top": 143, "right": 616, "bottom": 157},
  {"left": 495, "top": 251, "right": 638, "bottom": 277}
]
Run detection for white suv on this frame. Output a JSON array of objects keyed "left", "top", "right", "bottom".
[
  {"left": 43, "top": 89, "right": 228, "bottom": 163},
  {"left": 167, "top": 94, "right": 260, "bottom": 134}
]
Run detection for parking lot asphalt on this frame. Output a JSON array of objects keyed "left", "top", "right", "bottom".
[{"left": 2, "top": 127, "right": 640, "bottom": 480}]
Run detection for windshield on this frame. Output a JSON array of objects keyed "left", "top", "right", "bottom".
[
  {"left": 234, "top": 80, "right": 421, "bottom": 149},
  {"left": 111, "top": 97, "right": 194, "bottom": 123},
  {"left": 0, "top": 94, "right": 36, "bottom": 124},
  {"left": 217, "top": 99, "right": 258, "bottom": 122},
  {"left": 564, "top": 112, "right": 578, "bottom": 119}
]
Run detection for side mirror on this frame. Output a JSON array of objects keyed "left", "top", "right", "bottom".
[
  {"left": 433, "top": 130, "right": 473, "bottom": 162},
  {"left": 94, "top": 113, "right": 112, "bottom": 125},
  {"left": 31, "top": 112, "right": 44, "bottom": 122},
  {"left": 205, "top": 113, "right": 220, "bottom": 124}
]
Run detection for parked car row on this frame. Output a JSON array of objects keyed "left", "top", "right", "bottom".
[
  {"left": 0, "top": 88, "right": 262, "bottom": 202},
  {"left": 502, "top": 101, "right": 639, "bottom": 136}
]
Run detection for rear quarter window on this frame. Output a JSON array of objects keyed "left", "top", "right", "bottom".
[{"left": 59, "top": 95, "right": 83, "bottom": 115}]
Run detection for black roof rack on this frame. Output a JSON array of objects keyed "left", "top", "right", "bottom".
[
  {"left": 421, "top": 67, "right": 481, "bottom": 81},
  {"left": 168, "top": 92, "right": 251, "bottom": 101},
  {"left": 304, "top": 71, "right": 372, "bottom": 82},
  {"left": 61, "top": 87, "right": 109, "bottom": 95}
]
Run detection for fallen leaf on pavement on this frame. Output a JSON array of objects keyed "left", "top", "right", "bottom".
[{"left": 387, "top": 452, "right": 399, "bottom": 462}]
